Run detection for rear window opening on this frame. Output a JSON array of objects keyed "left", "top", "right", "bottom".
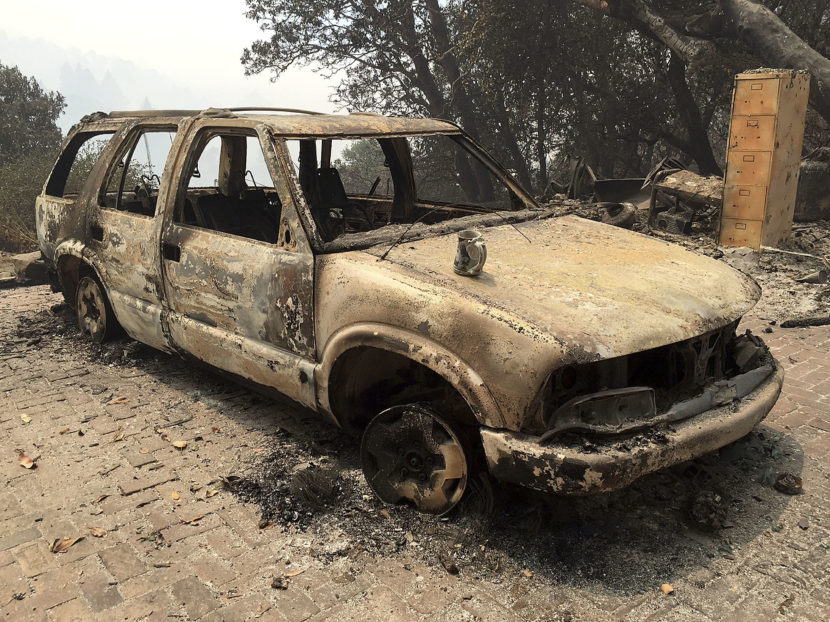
[
  {"left": 45, "top": 132, "right": 116, "bottom": 198},
  {"left": 284, "top": 134, "right": 527, "bottom": 244}
]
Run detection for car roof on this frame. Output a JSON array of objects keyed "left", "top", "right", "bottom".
[{"left": 85, "top": 108, "right": 462, "bottom": 137}]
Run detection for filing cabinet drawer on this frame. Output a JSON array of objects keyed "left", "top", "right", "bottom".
[
  {"left": 720, "top": 218, "right": 763, "bottom": 249},
  {"left": 733, "top": 78, "right": 779, "bottom": 115},
  {"left": 729, "top": 115, "right": 776, "bottom": 151},
  {"left": 726, "top": 150, "right": 771, "bottom": 186},
  {"left": 722, "top": 185, "right": 767, "bottom": 220}
]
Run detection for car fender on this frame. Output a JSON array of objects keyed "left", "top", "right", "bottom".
[
  {"left": 53, "top": 240, "right": 104, "bottom": 289},
  {"left": 316, "top": 322, "right": 505, "bottom": 427}
]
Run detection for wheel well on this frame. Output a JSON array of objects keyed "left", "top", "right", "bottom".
[
  {"left": 56, "top": 255, "right": 97, "bottom": 307},
  {"left": 327, "top": 346, "right": 478, "bottom": 433}
]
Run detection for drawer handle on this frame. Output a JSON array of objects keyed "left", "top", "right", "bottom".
[
  {"left": 739, "top": 189, "right": 751, "bottom": 196},
  {"left": 746, "top": 119, "right": 759, "bottom": 128},
  {"left": 743, "top": 154, "right": 756, "bottom": 162},
  {"left": 735, "top": 223, "right": 747, "bottom": 230},
  {"left": 751, "top": 83, "right": 763, "bottom": 91}
]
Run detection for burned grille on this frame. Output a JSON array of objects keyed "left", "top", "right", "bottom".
[{"left": 541, "top": 320, "right": 740, "bottom": 430}]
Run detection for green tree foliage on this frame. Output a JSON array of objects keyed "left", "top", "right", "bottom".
[
  {"left": 0, "top": 63, "right": 64, "bottom": 168},
  {"left": 0, "top": 150, "right": 56, "bottom": 251},
  {"left": 334, "top": 140, "right": 390, "bottom": 196},
  {"left": 0, "top": 63, "right": 66, "bottom": 251},
  {"left": 243, "top": 1, "right": 829, "bottom": 190}
]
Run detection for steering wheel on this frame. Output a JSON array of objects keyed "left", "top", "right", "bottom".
[{"left": 139, "top": 174, "right": 161, "bottom": 197}]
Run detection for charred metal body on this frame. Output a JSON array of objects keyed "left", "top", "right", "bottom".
[{"left": 36, "top": 108, "right": 782, "bottom": 512}]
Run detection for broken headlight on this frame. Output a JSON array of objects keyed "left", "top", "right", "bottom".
[{"left": 540, "top": 386, "right": 656, "bottom": 442}]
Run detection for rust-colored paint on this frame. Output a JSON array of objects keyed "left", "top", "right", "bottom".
[
  {"left": 481, "top": 364, "right": 783, "bottom": 494},
  {"left": 315, "top": 215, "right": 759, "bottom": 429},
  {"left": 36, "top": 108, "right": 781, "bottom": 498}
]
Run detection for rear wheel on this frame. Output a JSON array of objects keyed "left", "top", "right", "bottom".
[
  {"left": 75, "top": 274, "right": 118, "bottom": 343},
  {"left": 360, "top": 403, "right": 469, "bottom": 515}
]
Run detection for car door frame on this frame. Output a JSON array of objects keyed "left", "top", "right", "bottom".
[
  {"left": 85, "top": 119, "right": 190, "bottom": 351},
  {"left": 37, "top": 121, "right": 122, "bottom": 263},
  {"left": 158, "top": 118, "right": 318, "bottom": 409}
]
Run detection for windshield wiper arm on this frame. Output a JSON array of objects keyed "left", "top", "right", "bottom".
[{"left": 378, "top": 207, "right": 444, "bottom": 261}]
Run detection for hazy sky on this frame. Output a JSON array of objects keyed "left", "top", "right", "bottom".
[{"left": 0, "top": 0, "right": 339, "bottom": 131}]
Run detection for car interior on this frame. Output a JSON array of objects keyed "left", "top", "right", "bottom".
[
  {"left": 290, "top": 134, "right": 521, "bottom": 242},
  {"left": 175, "top": 132, "right": 283, "bottom": 244},
  {"left": 100, "top": 128, "right": 522, "bottom": 246}
]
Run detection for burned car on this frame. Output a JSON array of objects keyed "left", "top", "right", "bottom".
[{"left": 36, "top": 108, "right": 783, "bottom": 514}]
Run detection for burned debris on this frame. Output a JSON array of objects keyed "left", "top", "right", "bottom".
[{"left": 648, "top": 169, "right": 724, "bottom": 235}]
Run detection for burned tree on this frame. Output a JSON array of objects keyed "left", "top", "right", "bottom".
[
  {"left": 241, "top": 0, "right": 531, "bottom": 189},
  {"left": 571, "top": 0, "right": 830, "bottom": 123},
  {"left": 242, "top": 1, "right": 828, "bottom": 185}
]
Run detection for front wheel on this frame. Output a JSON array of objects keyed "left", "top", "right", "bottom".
[
  {"left": 360, "top": 403, "right": 469, "bottom": 515},
  {"left": 76, "top": 274, "right": 118, "bottom": 343}
]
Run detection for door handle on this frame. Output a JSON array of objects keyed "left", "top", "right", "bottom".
[
  {"left": 162, "top": 242, "right": 181, "bottom": 262},
  {"left": 90, "top": 224, "right": 104, "bottom": 241}
]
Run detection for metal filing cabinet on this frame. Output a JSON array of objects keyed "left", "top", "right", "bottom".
[{"left": 719, "top": 71, "right": 810, "bottom": 250}]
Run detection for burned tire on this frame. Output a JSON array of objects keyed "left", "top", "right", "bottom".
[
  {"left": 360, "top": 403, "right": 468, "bottom": 515},
  {"left": 75, "top": 274, "right": 119, "bottom": 343},
  {"left": 599, "top": 202, "right": 638, "bottom": 229}
]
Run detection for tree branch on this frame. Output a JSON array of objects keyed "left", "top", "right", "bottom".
[
  {"left": 666, "top": 52, "right": 723, "bottom": 175},
  {"left": 570, "top": 0, "right": 717, "bottom": 66},
  {"left": 719, "top": 0, "right": 830, "bottom": 121}
]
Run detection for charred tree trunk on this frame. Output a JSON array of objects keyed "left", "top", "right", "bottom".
[
  {"left": 536, "top": 80, "right": 548, "bottom": 191},
  {"left": 400, "top": 4, "right": 446, "bottom": 118},
  {"left": 492, "top": 93, "right": 533, "bottom": 190},
  {"left": 666, "top": 52, "right": 723, "bottom": 176},
  {"left": 570, "top": 0, "right": 830, "bottom": 123},
  {"left": 424, "top": 0, "right": 480, "bottom": 138},
  {"left": 570, "top": 0, "right": 717, "bottom": 66},
  {"left": 424, "top": 0, "right": 495, "bottom": 200},
  {"left": 719, "top": 0, "right": 830, "bottom": 121}
]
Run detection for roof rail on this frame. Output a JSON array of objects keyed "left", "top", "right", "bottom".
[
  {"left": 108, "top": 110, "right": 201, "bottom": 118},
  {"left": 106, "top": 108, "right": 325, "bottom": 119},
  {"left": 226, "top": 107, "right": 324, "bottom": 115}
]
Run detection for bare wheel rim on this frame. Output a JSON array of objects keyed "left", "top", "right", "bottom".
[
  {"left": 76, "top": 277, "right": 108, "bottom": 343},
  {"left": 361, "top": 404, "right": 468, "bottom": 515}
]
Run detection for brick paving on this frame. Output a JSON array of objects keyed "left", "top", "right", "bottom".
[{"left": 0, "top": 285, "right": 828, "bottom": 621}]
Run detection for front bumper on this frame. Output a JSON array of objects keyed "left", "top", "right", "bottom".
[{"left": 480, "top": 359, "right": 784, "bottom": 495}]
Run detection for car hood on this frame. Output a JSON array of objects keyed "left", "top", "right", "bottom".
[{"left": 368, "top": 215, "right": 760, "bottom": 361}]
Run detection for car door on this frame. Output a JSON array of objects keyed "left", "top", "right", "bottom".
[
  {"left": 159, "top": 121, "right": 317, "bottom": 408},
  {"left": 87, "top": 122, "right": 184, "bottom": 351}
]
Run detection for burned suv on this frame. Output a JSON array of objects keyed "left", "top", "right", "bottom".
[{"left": 37, "top": 108, "right": 782, "bottom": 514}]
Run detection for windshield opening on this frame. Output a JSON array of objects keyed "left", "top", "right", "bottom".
[{"left": 284, "top": 134, "right": 527, "bottom": 243}]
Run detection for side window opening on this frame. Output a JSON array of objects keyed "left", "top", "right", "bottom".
[
  {"left": 174, "top": 132, "right": 282, "bottom": 244},
  {"left": 45, "top": 132, "right": 115, "bottom": 198},
  {"left": 100, "top": 128, "right": 177, "bottom": 217}
]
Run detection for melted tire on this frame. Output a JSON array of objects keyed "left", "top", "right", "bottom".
[{"left": 75, "top": 274, "right": 119, "bottom": 343}]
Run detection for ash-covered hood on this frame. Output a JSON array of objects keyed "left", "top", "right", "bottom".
[{"left": 370, "top": 215, "right": 760, "bottom": 360}]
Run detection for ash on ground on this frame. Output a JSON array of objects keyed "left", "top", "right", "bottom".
[
  {"left": 6, "top": 206, "right": 824, "bottom": 596},
  {"left": 228, "top": 421, "right": 804, "bottom": 595}
]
